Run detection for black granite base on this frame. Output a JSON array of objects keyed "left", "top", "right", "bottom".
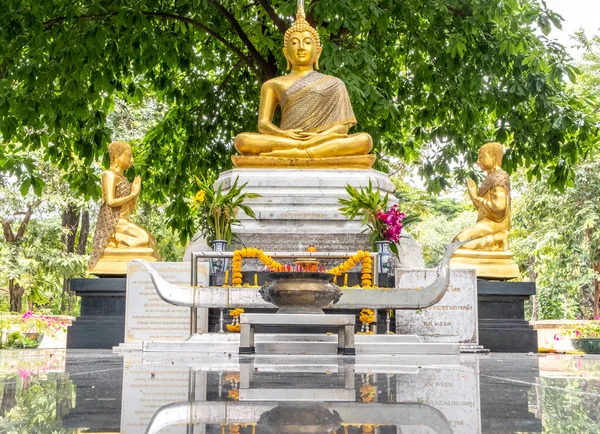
[
  {"left": 66, "top": 278, "right": 126, "bottom": 349},
  {"left": 478, "top": 280, "right": 538, "bottom": 353},
  {"left": 62, "top": 352, "right": 123, "bottom": 431}
]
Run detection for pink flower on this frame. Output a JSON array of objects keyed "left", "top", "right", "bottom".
[
  {"left": 18, "top": 369, "right": 31, "bottom": 381},
  {"left": 553, "top": 334, "right": 560, "bottom": 341},
  {"left": 575, "top": 329, "right": 582, "bottom": 336}
]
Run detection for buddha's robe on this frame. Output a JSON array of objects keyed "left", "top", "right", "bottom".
[
  {"left": 280, "top": 71, "right": 357, "bottom": 132},
  {"left": 89, "top": 177, "right": 131, "bottom": 269},
  {"left": 475, "top": 169, "right": 511, "bottom": 227}
]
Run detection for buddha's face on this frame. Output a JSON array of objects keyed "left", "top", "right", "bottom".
[
  {"left": 284, "top": 31, "right": 321, "bottom": 68},
  {"left": 477, "top": 149, "right": 495, "bottom": 171},
  {"left": 117, "top": 149, "right": 133, "bottom": 170}
]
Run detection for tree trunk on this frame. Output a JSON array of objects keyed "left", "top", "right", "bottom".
[
  {"left": 0, "top": 380, "right": 17, "bottom": 417},
  {"left": 9, "top": 279, "right": 24, "bottom": 313},
  {"left": 528, "top": 255, "right": 538, "bottom": 321},
  {"left": 77, "top": 209, "right": 90, "bottom": 255},
  {"left": 61, "top": 204, "right": 79, "bottom": 252},
  {"left": 594, "top": 261, "right": 600, "bottom": 318},
  {"left": 1, "top": 202, "right": 38, "bottom": 313},
  {"left": 61, "top": 207, "right": 90, "bottom": 313}
]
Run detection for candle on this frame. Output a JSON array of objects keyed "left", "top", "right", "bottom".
[
  {"left": 344, "top": 273, "right": 348, "bottom": 287},
  {"left": 254, "top": 274, "right": 258, "bottom": 286},
  {"left": 224, "top": 270, "right": 229, "bottom": 285}
]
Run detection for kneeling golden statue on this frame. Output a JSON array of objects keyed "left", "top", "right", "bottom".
[
  {"left": 450, "top": 142, "right": 521, "bottom": 279},
  {"left": 88, "top": 141, "right": 159, "bottom": 275},
  {"left": 232, "top": 1, "right": 374, "bottom": 169}
]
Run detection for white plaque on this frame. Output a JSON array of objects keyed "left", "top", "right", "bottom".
[
  {"left": 396, "top": 359, "right": 481, "bottom": 433},
  {"left": 120, "top": 354, "right": 193, "bottom": 434},
  {"left": 125, "top": 262, "right": 208, "bottom": 342},
  {"left": 395, "top": 269, "right": 478, "bottom": 343}
]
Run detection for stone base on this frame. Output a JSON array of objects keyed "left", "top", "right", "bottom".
[
  {"left": 477, "top": 280, "right": 538, "bottom": 352},
  {"left": 184, "top": 168, "right": 424, "bottom": 268},
  {"left": 451, "top": 249, "right": 521, "bottom": 280},
  {"left": 66, "top": 278, "right": 126, "bottom": 349},
  {"left": 88, "top": 247, "right": 159, "bottom": 276},
  {"left": 214, "top": 168, "right": 396, "bottom": 234}
]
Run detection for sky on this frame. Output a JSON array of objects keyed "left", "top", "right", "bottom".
[{"left": 545, "top": 0, "right": 600, "bottom": 57}]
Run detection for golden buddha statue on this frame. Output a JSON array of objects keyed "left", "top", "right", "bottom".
[
  {"left": 450, "top": 142, "right": 521, "bottom": 279},
  {"left": 232, "top": 0, "right": 375, "bottom": 169},
  {"left": 88, "top": 141, "right": 159, "bottom": 275}
]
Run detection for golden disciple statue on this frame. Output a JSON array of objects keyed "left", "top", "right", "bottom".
[
  {"left": 89, "top": 141, "right": 159, "bottom": 275},
  {"left": 450, "top": 142, "right": 521, "bottom": 279},
  {"left": 232, "top": 0, "right": 375, "bottom": 169}
]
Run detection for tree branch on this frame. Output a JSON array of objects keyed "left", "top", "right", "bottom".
[
  {"left": 142, "top": 11, "right": 261, "bottom": 77},
  {"left": 207, "top": 0, "right": 276, "bottom": 80},
  {"left": 256, "top": 0, "right": 288, "bottom": 34},
  {"left": 2, "top": 10, "right": 262, "bottom": 80},
  {"left": 15, "top": 201, "right": 39, "bottom": 241},
  {"left": 1, "top": 221, "right": 15, "bottom": 243}
]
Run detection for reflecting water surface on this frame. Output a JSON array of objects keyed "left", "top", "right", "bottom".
[{"left": 0, "top": 350, "right": 599, "bottom": 433}]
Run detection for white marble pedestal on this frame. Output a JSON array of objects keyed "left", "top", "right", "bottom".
[{"left": 185, "top": 168, "right": 424, "bottom": 267}]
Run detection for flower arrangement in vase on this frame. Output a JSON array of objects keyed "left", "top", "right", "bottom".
[
  {"left": 338, "top": 180, "right": 415, "bottom": 273},
  {"left": 192, "top": 173, "right": 260, "bottom": 272}
]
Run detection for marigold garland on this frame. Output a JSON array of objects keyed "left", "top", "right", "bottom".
[
  {"left": 230, "top": 248, "right": 375, "bottom": 288},
  {"left": 226, "top": 308, "right": 244, "bottom": 332},
  {"left": 359, "top": 384, "right": 376, "bottom": 402},
  {"left": 231, "top": 248, "right": 284, "bottom": 286},
  {"left": 326, "top": 250, "right": 373, "bottom": 287}
]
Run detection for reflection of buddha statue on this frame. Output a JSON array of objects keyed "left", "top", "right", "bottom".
[
  {"left": 89, "top": 141, "right": 159, "bottom": 275},
  {"left": 232, "top": 0, "right": 374, "bottom": 169},
  {"left": 450, "top": 142, "right": 520, "bottom": 279}
]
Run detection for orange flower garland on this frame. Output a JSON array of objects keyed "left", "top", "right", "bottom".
[
  {"left": 226, "top": 308, "right": 244, "bottom": 332},
  {"left": 231, "top": 248, "right": 284, "bottom": 286},
  {"left": 359, "top": 384, "right": 376, "bottom": 402},
  {"left": 326, "top": 250, "right": 373, "bottom": 287},
  {"left": 230, "top": 248, "right": 374, "bottom": 288}
]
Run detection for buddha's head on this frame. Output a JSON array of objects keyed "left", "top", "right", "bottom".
[
  {"left": 108, "top": 141, "right": 133, "bottom": 170},
  {"left": 283, "top": 2, "right": 322, "bottom": 70},
  {"left": 477, "top": 142, "right": 503, "bottom": 172}
]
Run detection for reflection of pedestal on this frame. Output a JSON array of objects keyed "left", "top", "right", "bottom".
[
  {"left": 239, "top": 357, "right": 355, "bottom": 401},
  {"left": 477, "top": 280, "right": 537, "bottom": 352},
  {"left": 66, "top": 278, "right": 126, "bottom": 349},
  {"left": 480, "top": 357, "right": 542, "bottom": 433}
]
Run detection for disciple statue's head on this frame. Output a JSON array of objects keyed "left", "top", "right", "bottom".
[
  {"left": 477, "top": 142, "right": 504, "bottom": 171},
  {"left": 108, "top": 141, "right": 133, "bottom": 170},
  {"left": 283, "top": 1, "right": 322, "bottom": 70}
]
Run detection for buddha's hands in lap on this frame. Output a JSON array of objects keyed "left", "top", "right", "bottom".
[
  {"left": 296, "top": 132, "right": 349, "bottom": 149},
  {"left": 280, "top": 129, "right": 312, "bottom": 140}
]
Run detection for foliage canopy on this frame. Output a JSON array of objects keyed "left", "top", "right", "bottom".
[{"left": 1, "top": 0, "right": 598, "bottom": 239}]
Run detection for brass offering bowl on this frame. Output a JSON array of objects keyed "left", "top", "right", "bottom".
[{"left": 259, "top": 272, "right": 342, "bottom": 314}]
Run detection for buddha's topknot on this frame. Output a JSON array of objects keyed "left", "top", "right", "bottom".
[{"left": 284, "top": 1, "right": 321, "bottom": 48}]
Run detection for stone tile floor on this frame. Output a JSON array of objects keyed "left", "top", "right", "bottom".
[{"left": 0, "top": 350, "right": 598, "bottom": 433}]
